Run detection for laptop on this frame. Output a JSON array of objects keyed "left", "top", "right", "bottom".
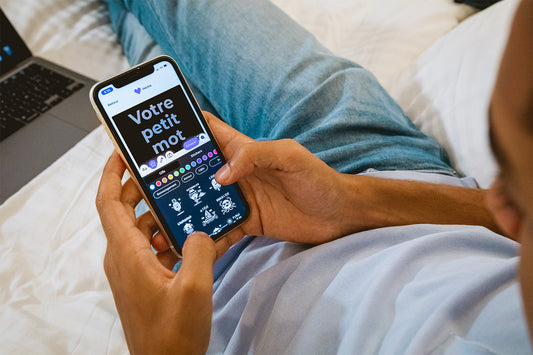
[{"left": 0, "top": 8, "right": 100, "bottom": 204}]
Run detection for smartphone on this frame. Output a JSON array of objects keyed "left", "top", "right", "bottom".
[{"left": 90, "top": 55, "right": 249, "bottom": 256}]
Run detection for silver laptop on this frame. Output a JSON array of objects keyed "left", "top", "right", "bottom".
[{"left": 0, "top": 8, "right": 100, "bottom": 204}]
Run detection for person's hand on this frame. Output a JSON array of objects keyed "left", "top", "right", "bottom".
[
  {"left": 96, "top": 151, "right": 216, "bottom": 355},
  {"left": 200, "top": 112, "right": 351, "bottom": 252}
]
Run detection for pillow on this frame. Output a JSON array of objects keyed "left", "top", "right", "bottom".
[
  {"left": 389, "top": 0, "right": 520, "bottom": 188},
  {"left": 454, "top": 0, "right": 502, "bottom": 10}
]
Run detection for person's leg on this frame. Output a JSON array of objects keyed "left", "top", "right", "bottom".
[
  {"left": 105, "top": 0, "right": 454, "bottom": 175},
  {"left": 105, "top": 0, "right": 220, "bottom": 115}
]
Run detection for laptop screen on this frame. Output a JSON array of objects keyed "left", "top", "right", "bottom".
[{"left": 0, "top": 9, "right": 32, "bottom": 76}]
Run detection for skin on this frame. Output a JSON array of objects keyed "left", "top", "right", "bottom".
[
  {"left": 485, "top": 0, "right": 533, "bottom": 340},
  {"left": 96, "top": 153, "right": 216, "bottom": 354},
  {"left": 95, "top": 1, "right": 533, "bottom": 351}
]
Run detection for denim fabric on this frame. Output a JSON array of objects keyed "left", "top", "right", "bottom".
[{"left": 104, "top": 0, "right": 455, "bottom": 175}]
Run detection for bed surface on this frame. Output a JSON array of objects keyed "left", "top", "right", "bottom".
[{"left": 0, "top": 0, "right": 520, "bottom": 353}]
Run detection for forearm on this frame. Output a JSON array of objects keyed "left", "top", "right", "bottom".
[{"left": 336, "top": 174, "right": 502, "bottom": 237}]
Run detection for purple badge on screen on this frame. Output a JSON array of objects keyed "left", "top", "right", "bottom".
[{"left": 183, "top": 137, "right": 199, "bottom": 150}]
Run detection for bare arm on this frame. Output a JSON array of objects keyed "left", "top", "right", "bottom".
[
  {"left": 335, "top": 174, "right": 502, "bottom": 238},
  {"left": 189, "top": 112, "right": 508, "bottom": 254}
]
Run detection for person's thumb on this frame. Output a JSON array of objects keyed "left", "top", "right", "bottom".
[
  {"left": 179, "top": 232, "right": 217, "bottom": 282},
  {"left": 214, "top": 139, "right": 302, "bottom": 185}
]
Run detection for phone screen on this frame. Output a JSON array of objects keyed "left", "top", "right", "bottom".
[{"left": 92, "top": 56, "right": 249, "bottom": 253}]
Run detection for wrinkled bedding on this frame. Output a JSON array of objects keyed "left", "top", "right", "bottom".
[{"left": 0, "top": 0, "right": 519, "bottom": 353}]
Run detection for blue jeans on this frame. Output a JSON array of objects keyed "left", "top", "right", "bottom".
[{"left": 104, "top": 0, "right": 454, "bottom": 175}]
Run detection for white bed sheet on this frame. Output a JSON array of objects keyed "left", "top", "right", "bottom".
[{"left": 0, "top": 0, "right": 513, "bottom": 353}]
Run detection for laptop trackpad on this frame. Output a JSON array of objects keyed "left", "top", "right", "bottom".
[{"left": 0, "top": 115, "right": 86, "bottom": 201}]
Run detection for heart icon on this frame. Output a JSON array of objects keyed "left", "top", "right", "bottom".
[{"left": 134, "top": 88, "right": 141, "bottom": 94}]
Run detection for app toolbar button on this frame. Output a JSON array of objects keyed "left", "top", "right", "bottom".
[
  {"left": 153, "top": 181, "right": 180, "bottom": 199},
  {"left": 209, "top": 157, "right": 222, "bottom": 167},
  {"left": 183, "top": 137, "right": 199, "bottom": 150},
  {"left": 181, "top": 172, "right": 194, "bottom": 183},
  {"left": 195, "top": 164, "right": 208, "bottom": 175}
]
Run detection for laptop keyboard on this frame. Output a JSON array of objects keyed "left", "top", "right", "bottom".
[{"left": 0, "top": 63, "right": 85, "bottom": 142}]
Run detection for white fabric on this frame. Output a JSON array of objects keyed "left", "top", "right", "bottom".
[
  {"left": 0, "top": 0, "right": 526, "bottom": 353},
  {"left": 209, "top": 225, "right": 530, "bottom": 354},
  {"left": 390, "top": 0, "right": 520, "bottom": 188},
  {"left": 0, "top": 127, "right": 125, "bottom": 353}
]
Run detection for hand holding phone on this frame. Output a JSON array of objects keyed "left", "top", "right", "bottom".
[
  {"left": 197, "top": 112, "right": 354, "bottom": 247},
  {"left": 96, "top": 152, "right": 216, "bottom": 353},
  {"left": 91, "top": 56, "right": 249, "bottom": 256}
]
